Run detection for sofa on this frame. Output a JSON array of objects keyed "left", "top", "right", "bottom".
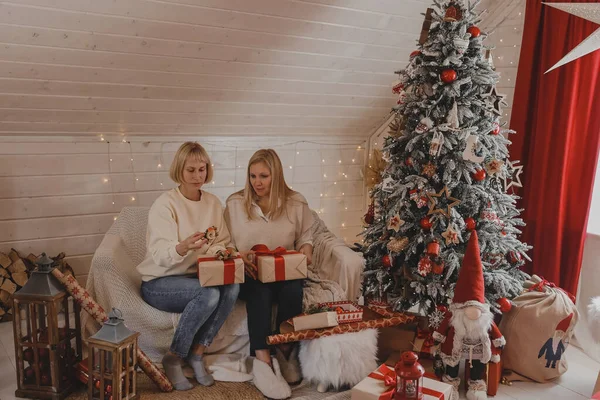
[{"left": 84, "top": 206, "right": 364, "bottom": 362}]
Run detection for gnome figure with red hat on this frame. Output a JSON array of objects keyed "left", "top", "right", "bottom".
[
  {"left": 537, "top": 313, "right": 574, "bottom": 368},
  {"left": 432, "top": 231, "right": 506, "bottom": 400}
]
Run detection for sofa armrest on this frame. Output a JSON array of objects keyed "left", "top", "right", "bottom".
[{"left": 330, "top": 245, "right": 364, "bottom": 302}]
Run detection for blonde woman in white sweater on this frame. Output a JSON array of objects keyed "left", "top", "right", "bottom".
[
  {"left": 224, "top": 149, "right": 313, "bottom": 399},
  {"left": 137, "top": 142, "right": 239, "bottom": 391}
]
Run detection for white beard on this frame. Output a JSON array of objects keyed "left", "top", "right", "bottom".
[{"left": 451, "top": 307, "right": 494, "bottom": 340}]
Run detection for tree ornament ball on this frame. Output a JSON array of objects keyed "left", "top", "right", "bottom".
[
  {"left": 432, "top": 262, "right": 445, "bottom": 275},
  {"left": 492, "top": 124, "right": 501, "bottom": 135},
  {"left": 437, "top": 304, "right": 448, "bottom": 313},
  {"left": 382, "top": 254, "right": 393, "bottom": 268},
  {"left": 497, "top": 297, "right": 512, "bottom": 313},
  {"left": 420, "top": 217, "right": 433, "bottom": 230},
  {"left": 364, "top": 212, "right": 374, "bottom": 225},
  {"left": 426, "top": 240, "right": 440, "bottom": 256},
  {"left": 405, "top": 157, "right": 414, "bottom": 167},
  {"left": 410, "top": 50, "right": 421, "bottom": 58},
  {"left": 509, "top": 251, "right": 522, "bottom": 263},
  {"left": 473, "top": 169, "right": 487, "bottom": 181},
  {"left": 467, "top": 26, "right": 481, "bottom": 38},
  {"left": 465, "top": 217, "right": 476, "bottom": 231},
  {"left": 440, "top": 69, "right": 457, "bottom": 83}
]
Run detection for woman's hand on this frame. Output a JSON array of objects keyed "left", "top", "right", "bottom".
[
  {"left": 239, "top": 250, "right": 258, "bottom": 280},
  {"left": 176, "top": 232, "right": 208, "bottom": 256},
  {"left": 299, "top": 243, "right": 313, "bottom": 265}
]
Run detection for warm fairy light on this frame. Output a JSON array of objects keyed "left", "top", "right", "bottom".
[
  {"left": 103, "top": 178, "right": 109, "bottom": 183},
  {"left": 323, "top": 174, "right": 327, "bottom": 178},
  {"left": 131, "top": 158, "right": 134, "bottom": 161},
  {"left": 320, "top": 193, "right": 323, "bottom": 197},
  {"left": 136, "top": 178, "right": 139, "bottom": 181},
  {"left": 100, "top": 137, "right": 105, "bottom": 142},
  {"left": 122, "top": 139, "right": 127, "bottom": 143},
  {"left": 322, "top": 159, "right": 325, "bottom": 163},
  {"left": 160, "top": 182, "right": 163, "bottom": 186},
  {"left": 289, "top": 166, "right": 292, "bottom": 169},
  {"left": 131, "top": 196, "right": 136, "bottom": 201},
  {"left": 110, "top": 158, "right": 113, "bottom": 162},
  {"left": 334, "top": 182, "right": 337, "bottom": 185},
  {"left": 112, "top": 201, "right": 115, "bottom": 205},
  {"left": 114, "top": 216, "right": 118, "bottom": 221},
  {"left": 338, "top": 160, "right": 342, "bottom": 163},
  {"left": 357, "top": 145, "right": 362, "bottom": 149},
  {"left": 342, "top": 223, "right": 346, "bottom": 227},
  {"left": 157, "top": 163, "right": 162, "bottom": 168},
  {"left": 296, "top": 151, "right": 300, "bottom": 155},
  {"left": 345, "top": 207, "right": 348, "bottom": 210},
  {"left": 352, "top": 159, "right": 355, "bottom": 163}
]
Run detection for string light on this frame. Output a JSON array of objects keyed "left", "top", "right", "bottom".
[
  {"left": 131, "top": 196, "right": 135, "bottom": 201},
  {"left": 296, "top": 151, "right": 300, "bottom": 155},
  {"left": 322, "top": 159, "right": 325, "bottom": 163},
  {"left": 157, "top": 163, "right": 162, "bottom": 168},
  {"left": 357, "top": 146, "right": 361, "bottom": 149},
  {"left": 122, "top": 139, "right": 127, "bottom": 143},
  {"left": 323, "top": 174, "right": 327, "bottom": 178},
  {"left": 352, "top": 159, "right": 355, "bottom": 163},
  {"left": 114, "top": 216, "right": 118, "bottom": 221},
  {"left": 500, "top": 39, "right": 503, "bottom": 42},
  {"left": 100, "top": 137, "right": 105, "bottom": 142},
  {"left": 289, "top": 166, "right": 292, "bottom": 169},
  {"left": 338, "top": 160, "right": 342, "bottom": 163},
  {"left": 103, "top": 178, "right": 109, "bottom": 183},
  {"left": 341, "top": 223, "right": 345, "bottom": 227},
  {"left": 110, "top": 158, "right": 113, "bottom": 162}
]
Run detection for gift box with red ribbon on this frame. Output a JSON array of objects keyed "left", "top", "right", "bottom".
[
  {"left": 321, "top": 301, "right": 363, "bottom": 323},
  {"left": 252, "top": 244, "right": 307, "bottom": 283},
  {"left": 413, "top": 328, "right": 437, "bottom": 359},
  {"left": 350, "top": 364, "right": 452, "bottom": 400},
  {"left": 197, "top": 255, "right": 244, "bottom": 287}
]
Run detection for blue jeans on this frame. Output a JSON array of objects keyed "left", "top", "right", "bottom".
[{"left": 141, "top": 275, "right": 240, "bottom": 358}]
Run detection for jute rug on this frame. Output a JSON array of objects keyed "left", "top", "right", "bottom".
[{"left": 67, "top": 374, "right": 352, "bottom": 400}]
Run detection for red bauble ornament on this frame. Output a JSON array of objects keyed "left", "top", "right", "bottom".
[
  {"left": 437, "top": 305, "right": 448, "bottom": 313},
  {"left": 41, "top": 373, "right": 51, "bottom": 386},
  {"left": 364, "top": 200, "right": 375, "bottom": 225},
  {"left": 432, "top": 261, "right": 445, "bottom": 275},
  {"left": 410, "top": 50, "right": 421, "bottom": 58},
  {"left": 24, "top": 366, "right": 34, "bottom": 380},
  {"left": 491, "top": 122, "right": 500, "bottom": 135},
  {"left": 497, "top": 297, "right": 512, "bottom": 313},
  {"left": 382, "top": 254, "right": 393, "bottom": 268},
  {"left": 23, "top": 348, "right": 34, "bottom": 363},
  {"left": 405, "top": 157, "right": 414, "bottom": 167},
  {"left": 38, "top": 348, "right": 49, "bottom": 360},
  {"left": 444, "top": 5, "right": 462, "bottom": 21},
  {"left": 467, "top": 26, "right": 481, "bottom": 38},
  {"left": 473, "top": 169, "right": 486, "bottom": 181},
  {"left": 420, "top": 217, "right": 433, "bottom": 231},
  {"left": 465, "top": 217, "right": 476, "bottom": 231},
  {"left": 508, "top": 251, "right": 522, "bottom": 263},
  {"left": 440, "top": 69, "right": 457, "bottom": 83},
  {"left": 426, "top": 240, "right": 440, "bottom": 256}
]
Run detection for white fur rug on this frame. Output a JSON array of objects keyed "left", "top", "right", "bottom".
[{"left": 298, "top": 329, "right": 378, "bottom": 390}]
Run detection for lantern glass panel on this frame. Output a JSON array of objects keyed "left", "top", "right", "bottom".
[{"left": 405, "top": 379, "right": 417, "bottom": 398}]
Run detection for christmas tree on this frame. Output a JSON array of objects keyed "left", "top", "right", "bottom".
[{"left": 361, "top": 0, "right": 531, "bottom": 321}]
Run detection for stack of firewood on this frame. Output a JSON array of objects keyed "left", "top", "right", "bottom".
[{"left": 0, "top": 250, "right": 74, "bottom": 322}]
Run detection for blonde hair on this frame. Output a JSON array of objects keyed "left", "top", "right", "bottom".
[
  {"left": 242, "top": 149, "right": 293, "bottom": 220},
  {"left": 169, "top": 142, "right": 213, "bottom": 184}
]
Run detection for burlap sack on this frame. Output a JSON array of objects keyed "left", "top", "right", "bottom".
[{"left": 499, "top": 275, "right": 578, "bottom": 382}]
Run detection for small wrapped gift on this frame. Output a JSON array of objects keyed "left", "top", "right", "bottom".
[
  {"left": 292, "top": 311, "right": 338, "bottom": 331},
  {"left": 251, "top": 244, "right": 307, "bottom": 283},
  {"left": 413, "top": 328, "right": 437, "bottom": 359},
  {"left": 197, "top": 254, "right": 244, "bottom": 287},
  {"left": 351, "top": 364, "right": 452, "bottom": 400},
  {"left": 321, "top": 301, "right": 363, "bottom": 323}
]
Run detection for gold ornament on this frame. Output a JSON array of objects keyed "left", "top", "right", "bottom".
[
  {"left": 387, "top": 237, "right": 409, "bottom": 252},
  {"left": 388, "top": 115, "right": 407, "bottom": 137},
  {"left": 427, "top": 186, "right": 461, "bottom": 218},
  {"left": 422, "top": 162, "right": 437, "bottom": 177},
  {"left": 365, "top": 149, "right": 387, "bottom": 190}
]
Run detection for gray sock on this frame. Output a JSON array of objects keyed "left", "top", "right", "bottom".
[
  {"left": 187, "top": 354, "right": 215, "bottom": 386},
  {"left": 162, "top": 353, "right": 193, "bottom": 391}
]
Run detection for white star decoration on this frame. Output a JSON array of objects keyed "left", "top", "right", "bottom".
[
  {"left": 503, "top": 160, "right": 524, "bottom": 191},
  {"left": 482, "top": 85, "right": 507, "bottom": 115},
  {"left": 544, "top": 3, "right": 600, "bottom": 73}
]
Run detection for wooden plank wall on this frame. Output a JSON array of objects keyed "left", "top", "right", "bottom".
[{"left": 0, "top": 137, "right": 367, "bottom": 286}]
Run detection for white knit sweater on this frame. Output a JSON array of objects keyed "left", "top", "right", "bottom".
[
  {"left": 137, "top": 187, "right": 231, "bottom": 282},
  {"left": 224, "top": 192, "right": 313, "bottom": 252}
]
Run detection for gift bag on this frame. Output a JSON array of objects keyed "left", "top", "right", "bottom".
[{"left": 499, "top": 275, "right": 579, "bottom": 382}]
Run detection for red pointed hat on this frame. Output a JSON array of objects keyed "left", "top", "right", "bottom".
[
  {"left": 452, "top": 230, "right": 485, "bottom": 306},
  {"left": 555, "top": 313, "right": 573, "bottom": 332}
]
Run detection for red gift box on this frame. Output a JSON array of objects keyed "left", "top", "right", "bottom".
[
  {"left": 413, "top": 328, "right": 437, "bottom": 359},
  {"left": 197, "top": 255, "right": 244, "bottom": 287},
  {"left": 252, "top": 244, "right": 307, "bottom": 283}
]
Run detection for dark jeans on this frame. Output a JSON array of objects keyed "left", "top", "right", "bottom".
[
  {"left": 446, "top": 359, "right": 486, "bottom": 381},
  {"left": 141, "top": 274, "right": 240, "bottom": 358},
  {"left": 240, "top": 277, "right": 303, "bottom": 355}
]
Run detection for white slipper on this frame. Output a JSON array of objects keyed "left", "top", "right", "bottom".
[{"left": 252, "top": 358, "right": 292, "bottom": 399}]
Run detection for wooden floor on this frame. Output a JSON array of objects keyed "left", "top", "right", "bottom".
[{"left": 0, "top": 321, "right": 597, "bottom": 399}]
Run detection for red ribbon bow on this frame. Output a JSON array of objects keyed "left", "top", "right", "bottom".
[
  {"left": 416, "top": 329, "right": 435, "bottom": 356},
  {"left": 251, "top": 244, "right": 299, "bottom": 281},
  {"left": 527, "top": 277, "right": 576, "bottom": 303},
  {"left": 368, "top": 364, "right": 397, "bottom": 400}
]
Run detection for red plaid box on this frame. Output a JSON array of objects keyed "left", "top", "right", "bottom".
[{"left": 321, "top": 301, "right": 363, "bottom": 323}]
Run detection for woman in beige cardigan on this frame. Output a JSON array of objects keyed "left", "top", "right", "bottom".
[{"left": 225, "top": 149, "right": 313, "bottom": 399}]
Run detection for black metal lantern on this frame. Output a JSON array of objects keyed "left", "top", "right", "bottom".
[{"left": 12, "top": 253, "right": 82, "bottom": 400}]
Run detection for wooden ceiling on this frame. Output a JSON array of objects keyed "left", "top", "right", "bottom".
[{"left": 0, "top": 0, "right": 522, "bottom": 138}]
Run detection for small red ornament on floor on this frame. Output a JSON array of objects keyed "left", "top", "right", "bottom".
[
  {"left": 467, "top": 26, "right": 481, "bottom": 38},
  {"left": 465, "top": 217, "right": 476, "bottom": 231},
  {"left": 382, "top": 254, "right": 393, "bottom": 268},
  {"left": 473, "top": 169, "right": 486, "bottom": 181},
  {"left": 420, "top": 217, "right": 433, "bottom": 230},
  {"left": 440, "top": 69, "right": 457, "bottom": 83},
  {"left": 497, "top": 297, "right": 512, "bottom": 313}
]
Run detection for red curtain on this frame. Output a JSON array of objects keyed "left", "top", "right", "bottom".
[{"left": 510, "top": 0, "right": 600, "bottom": 296}]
